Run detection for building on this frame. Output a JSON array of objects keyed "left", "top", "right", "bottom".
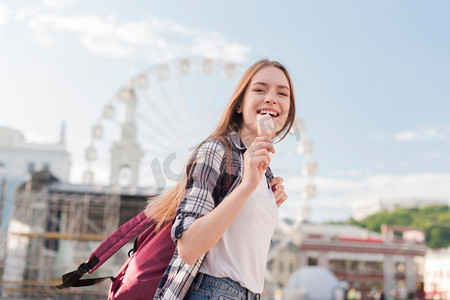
[
  {"left": 0, "top": 126, "right": 71, "bottom": 294},
  {"left": 352, "top": 197, "right": 449, "bottom": 221},
  {"left": 267, "top": 222, "right": 427, "bottom": 299},
  {"left": 2, "top": 170, "right": 157, "bottom": 299},
  {"left": 424, "top": 247, "right": 450, "bottom": 299},
  {"left": 0, "top": 126, "right": 70, "bottom": 229}
]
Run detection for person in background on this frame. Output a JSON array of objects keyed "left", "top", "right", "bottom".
[{"left": 415, "top": 281, "right": 425, "bottom": 300}]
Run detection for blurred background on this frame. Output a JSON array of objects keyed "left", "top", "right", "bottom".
[{"left": 0, "top": 1, "right": 449, "bottom": 299}]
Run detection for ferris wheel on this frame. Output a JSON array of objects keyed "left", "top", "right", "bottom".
[{"left": 81, "top": 56, "right": 317, "bottom": 218}]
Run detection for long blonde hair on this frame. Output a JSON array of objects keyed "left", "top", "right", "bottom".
[{"left": 144, "top": 59, "right": 296, "bottom": 230}]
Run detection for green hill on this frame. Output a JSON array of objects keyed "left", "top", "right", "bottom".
[{"left": 344, "top": 205, "right": 450, "bottom": 249}]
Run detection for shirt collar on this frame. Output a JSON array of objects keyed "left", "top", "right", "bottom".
[{"left": 229, "top": 130, "right": 246, "bottom": 151}]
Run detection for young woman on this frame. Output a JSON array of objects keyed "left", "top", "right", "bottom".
[{"left": 146, "top": 59, "right": 296, "bottom": 300}]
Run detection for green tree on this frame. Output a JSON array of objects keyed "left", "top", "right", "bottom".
[{"left": 344, "top": 205, "right": 450, "bottom": 249}]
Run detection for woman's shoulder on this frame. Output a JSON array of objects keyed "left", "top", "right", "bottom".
[
  {"left": 201, "top": 133, "right": 236, "bottom": 153},
  {"left": 199, "top": 137, "right": 226, "bottom": 153},
  {"left": 188, "top": 136, "right": 229, "bottom": 164}
]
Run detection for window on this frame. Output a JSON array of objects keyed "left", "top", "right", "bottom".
[
  {"left": 308, "top": 257, "right": 318, "bottom": 266},
  {"left": 350, "top": 261, "right": 359, "bottom": 270},
  {"left": 366, "top": 261, "right": 383, "bottom": 272},
  {"left": 118, "top": 165, "right": 132, "bottom": 186},
  {"left": 329, "top": 259, "right": 346, "bottom": 270},
  {"left": 43, "top": 163, "right": 50, "bottom": 171},
  {"left": 27, "top": 162, "right": 35, "bottom": 173}
]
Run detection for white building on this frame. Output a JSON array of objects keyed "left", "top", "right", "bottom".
[
  {"left": 424, "top": 248, "right": 450, "bottom": 299},
  {"left": 352, "top": 197, "right": 449, "bottom": 221},
  {"left": 0, "top": 126, "right": 70, "bottom": 229},
  {"left": 0, "top": 126, "right": 70, "bottom": 179}
]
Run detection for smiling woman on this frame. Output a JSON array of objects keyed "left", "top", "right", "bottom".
[
  {"left": 140, "top": 59, "right": 298, "bottom": 300},
  {"left": 78, "top": 57, "right": 315, "bottom": 299}
]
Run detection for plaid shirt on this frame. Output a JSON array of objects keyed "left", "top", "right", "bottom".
[{"left": 154, "top": 131, "right": 274, "bottom": 300}]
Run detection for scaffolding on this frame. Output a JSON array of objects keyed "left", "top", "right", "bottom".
[{"left": 1, "top": 171, "right": 153, "bottom": 299}]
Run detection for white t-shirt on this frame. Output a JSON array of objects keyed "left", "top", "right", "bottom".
[{"left": 199, "top": 173, "right": 278, "bottom": 293}]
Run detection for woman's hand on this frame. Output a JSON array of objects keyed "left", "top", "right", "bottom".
[
  {"left": 241, "top": 136, "right": 275, "bottom": 192},
  {"left": 270, "top": 177, "right": 288, "bottom": 207}
]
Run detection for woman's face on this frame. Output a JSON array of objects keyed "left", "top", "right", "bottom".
[{"left": 237, "top": 66, "right": 291, "bottom": 143}]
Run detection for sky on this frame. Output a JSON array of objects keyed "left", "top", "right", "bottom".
[{"left": 1, "top": 0, "right": 449, "bottom": 222}]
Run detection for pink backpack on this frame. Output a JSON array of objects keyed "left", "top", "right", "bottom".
[{"left": 56, "top": 211, "right": 175, "bottom": 299}]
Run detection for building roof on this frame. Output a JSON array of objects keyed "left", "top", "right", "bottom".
[
  {"left": 16, "top": 170, "right": 160, "bottom": 197},
  {"left": 0, "top": 127, "right": 25, "bottom": 147},
  {"left": 300, "top": 223, "right": 383, "bottom": 240},
  {"left": 0, "top": 126, "right": 67, "bottom": 152},
  {"left": 48, "top": 181, "right": 160, "bottom": 197}
]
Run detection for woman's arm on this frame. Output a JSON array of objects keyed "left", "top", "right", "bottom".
[
  {"left": 177, "top": 136, "right": 274, "bottom": 265},
  {"left": 177, "top": 183, "right": 252, "bottom": 264}
]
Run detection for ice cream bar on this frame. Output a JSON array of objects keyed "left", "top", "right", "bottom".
[{"left": 257, "top": 113, "right": 276, "bottom": 138}]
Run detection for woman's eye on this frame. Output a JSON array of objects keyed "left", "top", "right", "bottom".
[
  {"left": 278, "top": 92, "right": 288, "bottom": 97},
  {"left": 254, "top": 89, "right": 265, "bottom": 92}
]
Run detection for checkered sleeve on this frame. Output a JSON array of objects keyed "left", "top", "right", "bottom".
[
  {"left": 266, "top": 166, "right": 274, "bottom": 181},
  {"left": 171, "top": 139, "right": 225, "bottom": 241}
]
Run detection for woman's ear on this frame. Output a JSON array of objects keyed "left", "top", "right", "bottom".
[{"left": 236, "top": 105, "right": 242, "bottom": 113}]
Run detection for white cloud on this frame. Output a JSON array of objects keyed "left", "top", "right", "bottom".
[
  {"left": 370, "top": 126, "right": 450, "bottom": 143},
  {"left": 14, "top": 8, "right": 249, "bottom": 61},
  {"left": 394, "top": 130, "right": 417, "bottom": 141},
  {"left": 282, "top": 173, "right": 450, "bottom": 222},
  {"left": 325, "top": 169, "right": 368, "bottom": 178},
  {"left": 394, "top": 125, "right": 450, "bottom": 142},
  {"left": 191, "top": 36, "right": 249, "bottom": 62},
  {"left": 14, "top": 6, "right": 41, "bottom": 23},
  {"left": 0, "top": 4, "right": 10, "bottom": 27},
  {"left": 42, "top": 0, "right": 77, "bottom": 9}
]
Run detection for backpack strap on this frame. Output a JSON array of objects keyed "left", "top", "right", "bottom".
[
  {"left": 56, "top": 256, "right": 113, "bottom": 288},
  {"left": 56, "top": 211, "right": 151, "bottom": 289}
]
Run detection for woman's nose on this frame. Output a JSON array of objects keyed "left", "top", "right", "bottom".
[{"left": 264, "top": 93, "right": 278, "bottom": 104}]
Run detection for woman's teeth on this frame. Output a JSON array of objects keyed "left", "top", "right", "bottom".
[{"left": 258, "top": 110, "right": 278, "bottom": 117}]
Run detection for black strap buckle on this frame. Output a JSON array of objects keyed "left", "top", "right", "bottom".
[{"left": 76, "top": 263, "right": 90, "bottom": 275}]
